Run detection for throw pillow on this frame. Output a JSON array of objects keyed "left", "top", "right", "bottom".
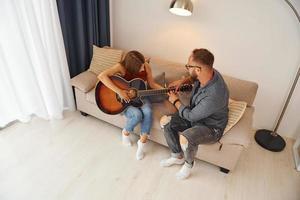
[
  {"left": 224, "top": 98, "right": 247, "bottom": 134},
  {"left": 88, "top": 45, "right": 123, "bottom": 75}
]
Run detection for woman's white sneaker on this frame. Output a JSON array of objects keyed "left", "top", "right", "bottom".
[
  {"left": 136, "top": 140, "right": 145, "bottom": 160},
  {"left": 122, "top": 129, "right": 132, "bottom": 146}
]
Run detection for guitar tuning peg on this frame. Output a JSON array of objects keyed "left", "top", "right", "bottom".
[{"left": 163, "top": 72, "right": 167, "bottom": 88}]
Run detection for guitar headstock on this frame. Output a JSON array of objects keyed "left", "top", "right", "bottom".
[
  {"left": 178, "top": 84, "right": 193, "bottom": 92},
  {"left": 167, "top": 84, "right": 193, "bottom": 93}
]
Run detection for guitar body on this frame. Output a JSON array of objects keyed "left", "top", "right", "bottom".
[{"left": 95, "top": 76, "right": 147, "bottom": 115}]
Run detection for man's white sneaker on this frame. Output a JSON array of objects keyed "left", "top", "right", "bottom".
[
  {"left": 160, "top": 157, "right": 185, "bottom": 167},
  {"left": 176, "top": 163, "right": 193, "bottom": 180}
]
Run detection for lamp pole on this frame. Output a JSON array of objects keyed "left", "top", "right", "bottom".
[{"left": 255, "top": 0, "right": 300, "bottom": 152}]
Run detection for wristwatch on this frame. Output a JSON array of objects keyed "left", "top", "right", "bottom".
[{"left": 173, "top": 99, "right": 180, "bottom": 106}]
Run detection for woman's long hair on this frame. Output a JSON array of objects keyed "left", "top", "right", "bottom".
[{"left": 120, "top": 50, "right": 145, "bottom": 74}]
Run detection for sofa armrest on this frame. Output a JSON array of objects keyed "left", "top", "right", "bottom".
[{"left": 71, "top": 71, "right": 98, "bottom": 93}]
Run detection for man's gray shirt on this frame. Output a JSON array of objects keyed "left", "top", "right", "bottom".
[{"left": 178, "top": 69, "right": 229, "bottom": 130}]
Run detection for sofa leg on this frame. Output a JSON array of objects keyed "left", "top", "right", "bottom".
[
  {"left": 80, "top": 111, "right": 88, "bottom": 116},
  {"left": 220, "top": 167, "right": 230, "bottom": 174}
]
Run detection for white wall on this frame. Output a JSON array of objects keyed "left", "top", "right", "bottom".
[{"left": 110, "top": 0, "right": 300, "bottom": 139}]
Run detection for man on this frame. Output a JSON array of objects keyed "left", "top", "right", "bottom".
[{"left": 160, "top": 49, "right": 229, "bottom": 180}]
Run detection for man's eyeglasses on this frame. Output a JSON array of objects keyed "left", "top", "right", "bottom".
[{"left": 185, "top": 64, "right": 201, "bottom": 70}]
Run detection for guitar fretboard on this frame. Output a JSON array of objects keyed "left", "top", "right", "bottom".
[
  {"left": 137, "top": 84, "right": 192, "bottom": 97},
  {"left": 137, "top": 88, "right": 171, "bottom": 96}
]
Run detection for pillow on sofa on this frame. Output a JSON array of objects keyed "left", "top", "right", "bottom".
[
  {"left": 88, "top": 45, "right": 123, "bottom": 75},
  {"left": 224, "top": 98, "right": 247, "bottom": 134}
]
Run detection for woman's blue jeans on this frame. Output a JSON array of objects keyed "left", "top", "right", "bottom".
[{"left": 124, "top": 99, "right": 152, "bottom": 135}]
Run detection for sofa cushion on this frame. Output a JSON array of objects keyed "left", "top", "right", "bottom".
[
  {"left": 153, "top": 72, "right": 166, "bottom": 87},
  {"left": 88, "top": 45, "right": 123, "bottom": 75},
  {"left": 224, "top": 98, "right": 247, "bottom": 134},
  {"left": 150, "top": 57, "right": 188, "bottom": 84},
  {"left": 71, "top": 71, "right": 98, "bottom": 92},
  {"left": 223, "top": 75, "right": 258, "bottom": 106}
]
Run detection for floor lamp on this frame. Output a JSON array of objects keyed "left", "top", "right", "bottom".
[{"left": 255, "top": 0, "right": 300, "bottom": 152}]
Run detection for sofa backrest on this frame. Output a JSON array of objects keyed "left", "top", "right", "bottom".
[
  {"left": 222, "top": 75, "right": 258, "bottom": 106},
  {"left": 150, "top": 57, "right": 258, "bottom": 106}
]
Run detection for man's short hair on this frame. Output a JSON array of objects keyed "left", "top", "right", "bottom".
[{"left": 192, "top": 49, "right": 214, "bottom": 68}]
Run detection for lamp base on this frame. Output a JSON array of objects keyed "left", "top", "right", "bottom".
[{"left": 255, "top": 129, "right": 286, "bottom": 152}]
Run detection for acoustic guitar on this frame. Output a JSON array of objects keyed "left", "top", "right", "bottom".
[{"left": 95, "top": 75, "right": 192, "bottom": 115}]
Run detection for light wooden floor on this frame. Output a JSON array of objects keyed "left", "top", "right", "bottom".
[{"left": 0, "top": 111, "right": 299, "bottom": 200}]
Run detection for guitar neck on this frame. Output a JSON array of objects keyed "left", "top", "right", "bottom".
[
  {"left": 137, "top": 85, "right": 192, "bottom": 97},
  {"left": 137, "top": 88, "right": 170, "bottom": 97}
]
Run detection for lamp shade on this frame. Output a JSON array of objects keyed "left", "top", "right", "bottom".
[{"left": 169, "top": 0, "right": 193, "bottom": 16}]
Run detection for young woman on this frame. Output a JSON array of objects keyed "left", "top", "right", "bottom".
[{"left": 98, "top": 51, "right": 163, "bottom": 160}]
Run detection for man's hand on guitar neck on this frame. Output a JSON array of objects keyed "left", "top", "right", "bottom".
[{"left": 169, "top": 75, "right": 193, "bottom": 92}]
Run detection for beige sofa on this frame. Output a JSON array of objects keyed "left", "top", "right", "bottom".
[{"left": 71, "top": 56, "right": 258, "bottom": 174}]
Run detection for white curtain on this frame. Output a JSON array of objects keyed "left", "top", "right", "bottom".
[{"left": 0, "top": 0, "right": 75, "bottom": 127}]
